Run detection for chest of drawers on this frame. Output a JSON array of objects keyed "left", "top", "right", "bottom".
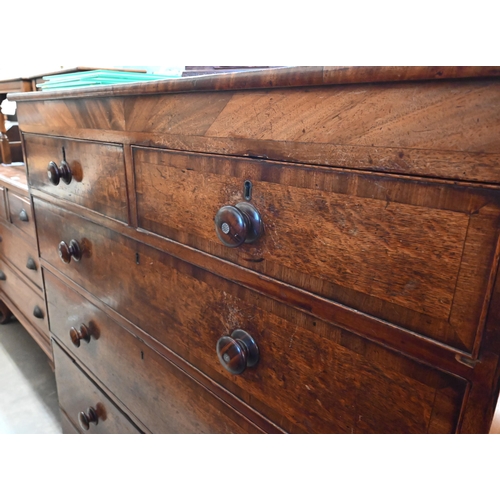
[
  {"left": 9, "top": 66, "right": 500, "bottom": 433},
  {"left": 0, "top": 165, "right": 50, "bottom": 359}
]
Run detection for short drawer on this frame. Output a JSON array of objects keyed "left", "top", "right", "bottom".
[
  {"left": 134, "top": 148, "right": 500, "bottom": 353},
  {"left": 53, "top": 341, "right": 141, "bottom": 434},
  {"left": 0, "top": 257, "right": 48, "bottom": 339},
  {"left": 24, "top": 134, "right": 128, "bottom": 223},
  {"left": 0, "top": 222, "right": 42, "bottom": 289},
  {"left": 45, "top": 270, "right": 263, "bottom": 434},
  {"left": 7, "top": 191, "right": 36, "bottom": 241},
  {"left": 36, "top": 201, "right": 467, "bottom": 433},
  {"left": 0, "top": 187, "right": 7, "bottom": 221}
]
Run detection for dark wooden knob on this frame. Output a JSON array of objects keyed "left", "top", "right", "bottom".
[
  {"left": 33, "top": 305, "right": 44, "bottom": 319},
  {"left": 58, "top": 239, "right": 82, "bottom": 264},
  {"left": 26, "top": 258, "right": 37, "bottom": 271},
  {"left": 215, "top": 202, "right": 263, "bottom": 248},
  {"left": 47, "top": 160, "right": 72, "bottom": 186},
  {"left": 0, "top": 270, "right": 6, "bottom": 281},
  {"left": 78, "top": 407, "right": 98, "bottom": 431},
  {"left": 19, "top": 209, "right": 29, "bottom": 222},
  {"left": 216, "top": 329, "right": 259, "bottom": 375},
  {"left": 70, "top": 324, "right": 91, "bottom": 348}
]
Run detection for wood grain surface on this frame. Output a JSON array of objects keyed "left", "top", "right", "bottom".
[
  {"left": 16, "top": 77, "right": 500, "bottom": 183},
  {"left": 46, "top": 270, "right": 265, "bottom": 434},
  {"left": 8, "top": 66, "right": 500, "bottom": 101},
  {"left": 134, "top": 148, "right": 500, "bottom": 353},
  {"left": 0, "top": 256, "right": 48, "bottom": 340},
  {"left": 53, "top": 341, "right": 142, "bottom": 434},
  {"left": 0, "top": 221, "right": 42, "bottom": 289},
  {"left": 35, "top": 199, "right": 467, "bottom": 433},
  {"left": 24, "top": 134, "right": 128, "bottom": 222}
]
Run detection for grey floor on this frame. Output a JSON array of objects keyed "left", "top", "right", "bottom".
[{"left": 0, "top": 319, "right": 62, "bottom": 433}]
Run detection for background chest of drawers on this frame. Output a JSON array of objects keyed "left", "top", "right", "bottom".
[
  {"left": 0, "top": 165, "right": 50, "bottom": 360},
  {"left": 9, "top": 66, "right": 500, "bottom": 433}
]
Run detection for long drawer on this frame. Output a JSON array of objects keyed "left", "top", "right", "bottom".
[
  {"left": 0, "top": 221, "right": 42, "bottom": 289},
  {"left": 134, "top": 148, "right": 500, "bottom": 353},
  {"left": 36, "top": 199, "right": 467, "bottom": 433},
  {"left": 24, "top": 134, "right": 128, "bottom": 223},
  {"left": 53, "top": 341, "right": 141, "bottom": 434},
  {"left": 0, "top": 256, "right": 48, "bottom": 340},
  {"left": 45, "top": 270, "right": 263, "bottom": 434}
]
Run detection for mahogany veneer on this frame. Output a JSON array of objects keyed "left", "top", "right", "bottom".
[{"left": 9, "top": 66, "right": 500, "bottom": 433}]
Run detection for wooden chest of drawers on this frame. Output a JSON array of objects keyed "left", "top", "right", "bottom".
[
  {"left": 0, "top": 165, "right": 50, "bottom": 360},
  {"left": 10, "top": 66, "right": 500, "bottom": 433}
]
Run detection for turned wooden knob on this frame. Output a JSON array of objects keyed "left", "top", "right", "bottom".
[
  {"left": 58, "top": 239, "right": 82, "bottom": 264},
  {"left": 216, "top": 329, "right": 259, "bottom": 375},
  {"left": 47, "top": 160, "right": 72, "bottom": 186},
  {"left": 19, "top": 209, "right": 29, "bottom": 222},
  {"left": 214, "top": 202, "right": 263, "bottom": 248},
  {"left": 78, "top": 407, "right": 98, "bottom": 431},
  {"left": 70, "top": 324, "right": 91, "bottom": 348},
  {"left": 33, "top": 306, "right": 44, "bottom": 319},
  {"left": 26, "top": 258, "right": 37, "bottom": 271}
]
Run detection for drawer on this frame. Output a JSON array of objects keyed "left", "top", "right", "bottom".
[
  {"left": 134, "top": 148, "right": 500, "bottom": 353},
  {"left": 24, "top": 134, "right": 128, "bottom": 223},
  {"left": 36, "top": 201, "right": 467, "bottom": 433},
  {"left": 0, "top": 187, "right": 7, "bottom": 221},
  {"left": 7, "top": 191, "right": 36, "bottom": 241},
  {"left": 0, "top": 222, "right": 42, "bottom": 289},
  {"left": 53, "top": 341, "right": 141, "bottom": 434},
  {"left": 59, "top": 411, "right": 79, "bottom": 434},
  {"left": 45, "top": 270, "right": 263, "bottom": 434},
  {"left": 0, "top": 257, "right": 48, "bottom": 339}
]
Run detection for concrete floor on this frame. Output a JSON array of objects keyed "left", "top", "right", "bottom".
[{"left": 0, "top": 319, "right": 61, "bottom": 434}]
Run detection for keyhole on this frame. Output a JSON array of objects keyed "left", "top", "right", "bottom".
[{"left": 244, "top": 180, "right": 252, "bottom": 201}]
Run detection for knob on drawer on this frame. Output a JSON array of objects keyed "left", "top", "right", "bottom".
[
  {"left": 216, "top": 329, "right": 259, "bottom": 375},
  {"left": 70, "top": 324, "right": 91, "bottom": 348},
  {"left": 78, "top": 406, "right": 98, "bottom": 431},
  {"left": 58, "top": 239, "right": 82, "bottom": 264},
  {"left": 47, "top": 160, "right": 72, "bottom": 186},
  {"left": 214, "top": 202, "right": 263, "bottom": 248},
  {"left": 26, "top": 258, "right": 37, "bottom": 271},
  {"left": 33, "top": 306, "right": 44, "bottom": 319},
  {"left": 19, "top": 209, "right": 29, "bottom": 222}
]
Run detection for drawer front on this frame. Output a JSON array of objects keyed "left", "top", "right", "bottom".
[
  {"left": 0, "top": 222, "right": 42, "bottom": 289},
  {"left": 24, "top": 134, "right": 128, "bottom": 223},
  {"left": 59, "top": 411, "right": 79, "bottom": 434},
  {"left": 0, "top": 257, "right": 48, "bottom": 339},
  {"left": 0, "top": 187, "right": 7, "bottom": 222},
  {"left": 45, "top": 270, "right": 263, "bottom": 434},
  {"left": 53, "top": 341, "right": 141, "bottom": 434},
  {"left": 134, "top": 148, "right": 500, "bottom": 353},
  {"left": 7, "top": 191, "right": 36, "bottom": 241},
  {"left": 36, "top": 200, "right": 467, "bottom": 433}
]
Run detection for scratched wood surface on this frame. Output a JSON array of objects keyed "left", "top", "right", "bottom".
[
  {"left": 35, "top": 199, "right": 466, "bottom": 433},
  {"left": 15, "top": 77, "right": 500, "bottom": 183},
  {"left": 134, "top": 148, "right": 500, "bottom": 353},
  {"left": 46, "top": 271, "right": 264, "bottom": 434}
]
